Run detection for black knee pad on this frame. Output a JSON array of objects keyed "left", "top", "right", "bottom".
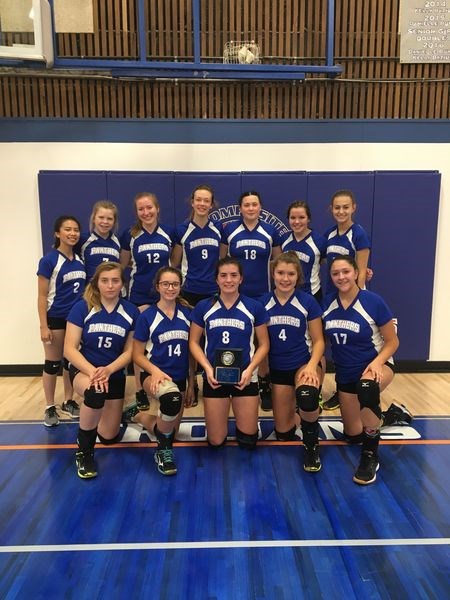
[
  {"left": 84, "top": 387, "right": 108, "bottom": 409},
  {"left": 63, "top": 358, "right": 70, "bottom": 371},
  {"left": 275, "top": 425, "right": 297, "bottom": 441},
  {"left": 295, "top": 385, "right": 319, "bottom": 412},
  {"left": 356, "top": 379, "right": 382, "bottom": 419},
  {"left": 235, "top": 427, "right": 258, "bottom": 450},
  {"left": 97, "top": 432, "right": 120, "bottom": 445},
  {"left": 157, "top": 381, "right": 182, "bottom": 421},
  {"left": 43, "top": 360, "right": 61, "bottom": 375}
]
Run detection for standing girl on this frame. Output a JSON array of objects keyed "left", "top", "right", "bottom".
[
  {"left": 189, "top": 257, "right": 270, "bottom": 450},
  {"left": 133, "top": 267, "right": 194, "bottom": 476},
  {"left": 220, "top": 191, "right": 282, "bottom": 300},
  {"left": 120, "top": 192, "right": 173, "bottom": 410},
  {"left": 322, "top": 190, "right": 371, "bottom": 410},
  {"left": 280, "top": 201, "right": 327, "bottom": 302},
  {"left": 171, "top": 184, "right": 221, "bottom": 306},
  {"left": 322, "top": 256, "right": 399, "bottom": 485},
  {"left": 64, "top": 262, "right": 139, "bottom": 479},
  {"left": 263, "top": 252, "right": 325, "bottom": 471},
  {"left": 37, "top": 215, "right": 86, "bottom": 426},
  {"left": 78, "top": 200, "right": 121, "bottom": 281}
]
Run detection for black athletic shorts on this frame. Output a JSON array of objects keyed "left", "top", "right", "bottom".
[
  {"left": 202, "top": 379, "right": 259, "bottom": 399},
  {"left": 47, "top": 316, "right": 67, "bottom": 330},
  {"left": 270, "top": 362, "right": 322, "bottom": 387},
  {"left": 336, "top": 362, "right": 395, "bottom": 394},
  {"left": 69, "top": 365, "right": 126, "bottom": 399}
]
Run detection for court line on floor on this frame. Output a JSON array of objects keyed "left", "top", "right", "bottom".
[
  {"left": 0, "top": 439, "right": 449, "bottom": 450},
  {"left": 0, "top": 538, "right": 449, "bottom": 553}
]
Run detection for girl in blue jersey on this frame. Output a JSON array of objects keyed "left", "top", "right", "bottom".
[
  {"left": 262, "top": 252, "right": 325, "bottom": 472},
  {"left": 189, "top": 257, "right": 270, "bottom": 450},
  {"left": 171, "top": 184, "right": 221, "bottom": 406},
  {"left": 171, "top": 184, "right": 221, "bottom": 305},
  {"left": 322, "top": 255, "right": 399, "bottom": 485},
  {"left": 37, "top": 215, "right": 86, "bottom": 427},
  {"left": 280, "top": 201, "right": 327, "bottom": 302},
  {"left": 324, "top": 189, "right": 371, "bottom": 295},
  {"left": 322, "top": 189, "right": 372, "bottom": 411},
  {"left": 78, "top": 200, "right": 121, "bottom": 281},
  {"left": 133, "top": 267, "right": 195, "bottom": 476},
  {"left": 120, "top": 192, "right": 173, "bottom": 411},
  {"left": 64, "top": 262, "right": 139, "bottom": 479},
  {"left": 220, "top": 191, "right": 282, "bottom": 300}
]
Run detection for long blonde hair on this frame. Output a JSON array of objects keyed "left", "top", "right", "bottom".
[{"left": 83, "top": 262, "right": 125, "bottom": 310}]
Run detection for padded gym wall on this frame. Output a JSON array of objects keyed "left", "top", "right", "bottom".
[{"left": 38, "top": 169, "right": 440, "bottom": 361}]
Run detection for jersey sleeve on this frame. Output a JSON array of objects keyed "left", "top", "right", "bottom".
[
  {"left": 190, "top": 300, "right": 207, "bottom": 328},
  {"left": 66, "top": 300, "right": 88, "bottom": 327},
  {"left": 133, "top": 310, "right": 151, "bottom": 342},
  {"left": 36, "top": 254, "right": 54, "bottom": 279},
  {"left": 372, "top": 293, "right": 394, "bottom": 327},
  {"left": 305, "top": 293, "right": 323, "bottom": 320},
  {"left": 271, "top": 226, "right": 283, "bottom": 247},
  {"left": 353, "top": 224, "right": 371, "bottom": 250},
  {"left": 253, "top": 300, "right": 269, "bottom": 326}
]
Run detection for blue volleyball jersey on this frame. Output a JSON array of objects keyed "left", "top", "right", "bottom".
[
  {"left": 322, "top": 289, "right": 394, "bottom": 384},
  {"left": 121, "top": 225, "right": 173, "bottom": 305},
  {"left": 78, "top": 231, "right": 121, "bottom": 280},
  {"left": 173, "top": 219, "right": 221, "bottom": 295},
  {"left": 221, "top": 219, "right": 282, "bottom": 298},
  {"left": 134, "top": 303, "right": 191, "bottom": 381},
  {"left": 67, "top": 298, "right": 139, "bottom": 378},
  {"left": 324, "top": 223, "right": 371, "bottom": 293},
  {"left": 37, "top": 249, "right": 86, "bottom": 319},
  {"left": 280, "top": 230, "right": 327, "bottom": 295},
  {"left": 191, "top": 294, "right": 269, "bottom": 382},
  {"left": 262, "top": 290, "right": 323, "bottom": 370}
]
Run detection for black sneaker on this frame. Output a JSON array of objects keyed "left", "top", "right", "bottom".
[
  {"left": 61, "top": 399, "right": 80, "bottom": 418},
  {"left": 44, "top": 406, "right": 59, "bottom": 427},
  {"left": 154, "top": 449, "right": 177, "bottom": 475},
  {"left": 381, "top": 402, "right": 413, "bottom": 427},
  {"left": 136, "top": 389, "right": 150, "bottom": 411},
  {"left": 259, "top": 376, "right": 272, "bottom": 412},
  {"left": 353, "top": 451, "right": 379, "bottom": 485},
  {"left": 75, "top": 451, "right": 97, "bottom": 479},
  {"left": 321, "top": 391, "right": 340, "bottom": 411},
  {"left": 122, "top": 401, "right": 140, "bottom": 423},
  {"left": 303, "top": 445, "right": 322, "bottom": 472}
]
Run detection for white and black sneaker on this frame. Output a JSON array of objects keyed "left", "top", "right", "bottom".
[{"left": 44, "top": 406, "right": 59, "bottom": 427}]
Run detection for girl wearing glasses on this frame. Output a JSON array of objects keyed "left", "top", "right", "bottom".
[{"left": 132, "top": 267, "right": 195, "bottom": 476}]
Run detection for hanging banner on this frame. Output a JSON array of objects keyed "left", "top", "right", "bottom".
[{"left": 400, "top": 0, "right": 450, "bottom": 62}]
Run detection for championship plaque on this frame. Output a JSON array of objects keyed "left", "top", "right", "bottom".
[{"left": 214, "top": 348, "right": 242, "bottom": 384}]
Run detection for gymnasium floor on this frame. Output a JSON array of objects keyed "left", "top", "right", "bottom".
[{"left": 0, "top": 375, "right": 449, "bottom": 599}]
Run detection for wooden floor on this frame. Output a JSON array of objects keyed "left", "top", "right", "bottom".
[
  {"left": 0, "top": 373, "right": 449, "bottom": 598},
  {"left": 0, "top": 372, "right": 449, "bottom": 421}
]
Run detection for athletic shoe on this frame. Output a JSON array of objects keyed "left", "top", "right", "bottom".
[
  {"left": 381, "top": 402, "right": 413, "bottom": 427},
  {"left": 122, "top": 401, "right": 140, "bottom": 423},
  {"left": 75, "top": 451, "right": 97, "bottom": 479},
  {"left": 154, "top": 449, "right": 177, "bottom": 475},
  {"left": 61, "top": 399, "right": 80, "bottom": 418},
  {"left": 353, "top": 451, "right": 379, "bottom": 485},
  {"left": 44, "top": 405, "right": 59, "bottom": 427},
  {"left": 136, "top": 389, "right": 150, "bottom": 411},
  {"left": 259, "top": 377, "right": 272, "bottom": 412},
  {"left": 303, "top": 445, "right": 322, "bottom": 472},
  {"left": 321, "top": 391, "right": 340, "bottom": 411}
]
